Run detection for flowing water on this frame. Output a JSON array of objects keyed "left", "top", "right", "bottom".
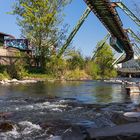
[{"left": 0, "top": 80, "right": 139, "bottom": 139}]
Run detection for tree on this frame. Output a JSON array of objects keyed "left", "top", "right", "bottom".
[
  {"left": 66, "top": 50, "right": 85, "bottom": 70},
  {"left": 11, "top": 0, "right": 71, "bottom": 71},
  {"left": 46, "top": 55, "right": 67, "bottom": 78},
  {"left": 94, "top": 41, "right": 117, "bottom": 79},
  {"left": 85, "top": 61, "right": 99, "bottom": 79}
]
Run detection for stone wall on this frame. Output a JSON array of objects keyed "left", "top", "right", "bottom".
[{"left": 0, "top": 47, "right": 20, "bottom": 65}]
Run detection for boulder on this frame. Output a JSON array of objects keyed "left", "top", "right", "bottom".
[
  {"left": 10, "top": 79, "right": 18, "bottom": 83},
  {"left": 87, "top": 122, "right": 140, "bottom": 139},
  {"left": 111, "top": 113, "right": 137, "bottom": 125},
  {"left": 124, "top": 112, "right": 140, "bottom": 118},
  {"left": 0, "top": 122, "right": 14, "bottom": 132}
]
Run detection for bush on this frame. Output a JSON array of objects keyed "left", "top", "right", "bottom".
[
  {"left": 46, "top": 56, "right": 67, "bottom": 78},
  {"left": 85, "top": 61, "right": 99, "bottom": 79},
  {"left": 25, "top": 73, "right": 53, "bottom": 79},
  {"left": 65, "top": 69, "right": 89, "bottom": 80},
  {"left": 0, "top": 71, "right": 10, "bottom": 80},
  {"left": 103, "top": 69, "right": 117, "bottom": 79},
  {"left": 7, "top": 60, "right": 27, "bottom": 80},
  {"left": 0, "top": 65, "right": 7, "bottom": 73},
  {"left": 0, "top": 73, "right": 5, "bottom": 81},
  {"left": 67, "top": 53, "right": 85, "bottom": 70}
]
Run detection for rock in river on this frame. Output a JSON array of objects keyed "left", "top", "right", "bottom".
[
  {"left": 124, "top": 112, "right": 140, "bottom": 118},
  {"left": 0, "top": 122, "right": 14, "bottom": 132}
]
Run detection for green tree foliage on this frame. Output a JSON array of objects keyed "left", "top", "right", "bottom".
[
  {"left": 46, "top": 56, "right": 67, "bottom": 78},
  {"left": 85, "top": 61, "right": 99, "bottom": 79},
  {"left": 94, "top": 41, "right": 117, "bottom": 79},
  {"left": 85, "top": 41, "right": 117, "bottom": 79},
  {"left": 7, "top": 60, "right": 27, "bottom": 80},
  {"left": 67, "top": 50, "right": 85, "bottom": 70},
  {"left": 11, "top": 0, "right": 71, "bottom": 71}
]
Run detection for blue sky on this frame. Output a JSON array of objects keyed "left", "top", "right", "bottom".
[{"left": 0, "top": 0, "right": 139, "bottom": 57}]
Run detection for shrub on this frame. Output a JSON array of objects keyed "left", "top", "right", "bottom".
[
  {"left": 85, "top": 61, "right": 99, "bottom": 79},
  {"left": 7, "top": 60, "right": 27, "bottom": 80},
  {"left": 65, "top": 69, "right": 89, "bottom": 80}
]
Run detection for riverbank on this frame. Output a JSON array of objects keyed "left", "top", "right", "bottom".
[
  {"left": 0, "top": 71, "right": 92, "bottom": 85},
  {"left": 0, "top": 78, "right": 123, "bottom": 85},
  {"left": 0, "top": 68, "right": 118, "bottom": 84},
  {"left": 0, "top": 77, "right": 129, "bottom": 86},
  {"left": 0, "top": 69, "right": 91, "bottom": 81},
  {"left": 0, "top": 79, "right": 43, "bottom": 85}
]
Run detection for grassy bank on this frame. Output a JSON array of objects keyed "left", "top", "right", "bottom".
[
  {"left": 0, "top": 64, "right": 116, "bottom": 81},
  {"left": 0, "top": 69, "right": 92, "bottom": 81}
]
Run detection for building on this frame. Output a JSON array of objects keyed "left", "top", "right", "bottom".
[{"left": 0, "top": 32, "right": 21, "bottom": 65}]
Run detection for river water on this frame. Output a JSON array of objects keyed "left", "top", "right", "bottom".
[{"left": 0, "top": 80, "right": 140, "bottom": 139}]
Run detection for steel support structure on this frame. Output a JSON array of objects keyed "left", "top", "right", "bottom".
[
  {"left": 92, "top": 33, "right": 110, "bottom": 60},
  {"left": 127, "top": 29, "right": 140, "bottom": 44},
  {"left": 133, "top": 43, "right": 140, "bottom": 57},
  {"left": 114, "top": 2, "right": 140, "bottom": 27},
  {"left": 113, "top": 29, "right": 140, "bottom": 66},
  {"left": 112, "top": 52, "right": 125, "bottom": 66},
  {"left": 57, "top": 7, "right": 91, "bottom": 58}
]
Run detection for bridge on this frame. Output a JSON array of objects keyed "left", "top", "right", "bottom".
[
  {"left": 84, "top": 0, "right": 134, "bottom": 63},
  {"left": 57, "top": 0, "right": 139, "bottom": 65}
]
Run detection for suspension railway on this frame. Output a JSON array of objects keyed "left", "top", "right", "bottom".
[{"left": 84, "top": 0, "right": 134, "bottom": 63}]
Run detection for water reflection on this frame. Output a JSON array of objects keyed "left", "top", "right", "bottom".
[
  {"left": 94, "top": 84, "right": 113, "bottom": 103},
  {"left": 0, "top": 81, "right": 136, "bottom": 104}
]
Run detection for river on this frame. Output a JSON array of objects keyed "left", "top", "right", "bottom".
[{"left": 0, "top": 80, "right": 139, "bottom": 139}]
